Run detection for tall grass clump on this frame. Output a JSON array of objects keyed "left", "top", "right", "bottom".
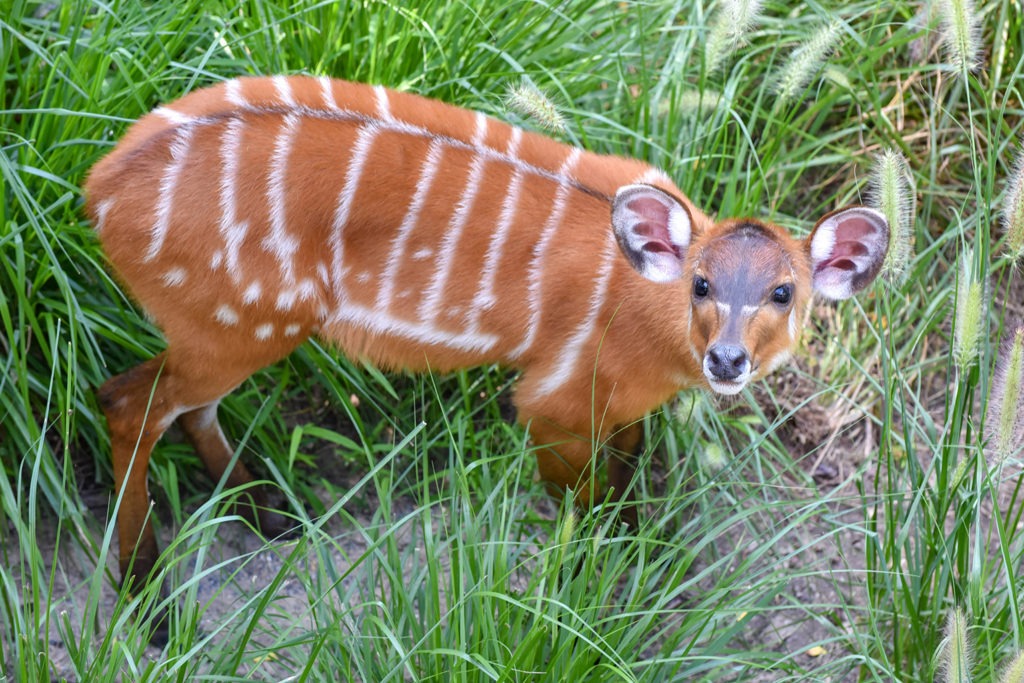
[{"left": 6, "top": 0, "right": 1024, "bottom": 681}]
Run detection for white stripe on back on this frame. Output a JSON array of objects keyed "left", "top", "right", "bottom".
[
  {"left": 376, "top": 138, "right": 445, "bottom": 310},
  {"left": 264, "top": 113, "right": 301, "bottom": 284},
  {"left": 218, "top": 116, "right": 248, "bottom": 282},
  {"left": 374, "top": 85, "right": 392, "bottom": 120},
  {"left": 273, "top": 75, "right": 295, "bottom": 107},
  {"left": 145, "top": 124, "right": 195, "bottom": 262},
  {"left": 467, "top": 127, "right": 524, "bottom": 331},
  {"left": 532, "top": 235, "right": 618, "bottom": 397},
  {"left": 332, "top": 304, "right": 498, "bottom": 354},
  {"left": 418, "top": 113, "right": 489, "bottom": 322},
  {"left": 509, "top": 147, "right": 583, "bottom": 358},
  {"left": 225, "top": 79, "right": 247, "bottom": 107},
  {"left": 330, "top": 125, "right": 380, "bottom": 299}
]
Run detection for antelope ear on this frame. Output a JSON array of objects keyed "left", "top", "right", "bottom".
[
  {"left": 807, "top": 206, "right": 890, "bottom": 300},
  {"left": 611, "top": 184, "right": 692, "bottom": 283}
]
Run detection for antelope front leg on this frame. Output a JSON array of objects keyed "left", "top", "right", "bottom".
[
  {"left": 525, "top": 419, "right": 602, "bottom": 508},
  {"left": 606, "top": 421, "right": 643, "bottom": 528},
  {"left": 177, "top": 403, "right": 293, "bottom": 539}
]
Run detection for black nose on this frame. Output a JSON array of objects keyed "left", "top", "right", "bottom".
[{"left": 706, "top": 344, "right": 749, "bottom": 381}]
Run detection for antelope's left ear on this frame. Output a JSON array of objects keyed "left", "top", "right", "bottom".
[
  {"left": 611, "top": 184, "right": 692, "bottom": 283},
  {"left": 807, "top": 206, "right": 890, "bottom": 300}
]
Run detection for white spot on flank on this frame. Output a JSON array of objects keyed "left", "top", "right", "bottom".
[
  {"left": 93, "top": 198, "right": 114, "bottom": 234},
  {"left": 356, "top": 271, "right": 372, "bottom": 284},
  {"left": 210, "top": 250, "right": 224, "bottom": 270},
  {"left": 214, "top": 304, "right": 239, "bottom": 326},
  {"left": 418, "top": 114, "right": 489, "bottom": 322},
  {"left": 377, "top": 139, "right": 444, "bottom": 310},
  {"left": 162, "top": 267, "right": 187, "bottom": 287},
  {"left": 532, "top": 236, "right": 617, "bottom": 397},
  {"left": 412, "top": 248, "right": 433, "bottom": 260},
  {"left": 254, "top": 323, "right": 273, "bottom": 340},
  {"left": 242, "top": 281, "right": 262, "bottom": 305},
  {"left": 277, "top": 289, "right": 297, "bottom": 311},
  {"left": 298, "top": 279, "right": 317, "bottom": 301},
  {"left": 264, "top": 113, "right": 302, "bottom": 284},
  {"left": 510, "top": 147, "right": 583, "bottom": 358},
  {"left": 146, "top": 125, "right": 195, "bottom": 262},
  {"left": 284, "top": 323, "right": 302, "bottom": 337}
]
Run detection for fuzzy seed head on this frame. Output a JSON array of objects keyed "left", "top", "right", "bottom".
[
  {"left": 986, "top": 325, "right": 1024, "bottom": 463},
  {"left": 705, "top": 0, "right": 765, "bottom": 71},
  {"left": 871, "top": 148, "right": 915, "bottom": 283},
  {"left": 1002, "top": 147, "right": 1024, "bottom": 265},
  {"left": 953, "top": 249, "right": 985, "bottom": 371},
  {"left": 937, "top": 0, "right": 981, "bottom": 74},
  {"left": 942, "top": 607, "right": 973, "bottom": 683},
  {"left": 774, "top": 21, "right": 843, "bottom": 106},
  {"left": 558, "top": 509, "right": 577, "bottom": 547},
  {"left": 505, "top": 78, "right": 566, "bottom": 133},
  {"left": 676, "top": 89, "right": 724, "bottom": 116},
  {"left": 999, "top": 649, "right": 1024, "bottom": 683}
]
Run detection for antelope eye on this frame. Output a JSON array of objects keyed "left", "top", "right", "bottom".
[
  {"left": 772, "top": 284, "right": 792, "bottom": 305},
  {"left": 693, "top": 276, "right": 710, "bottom": 298}
]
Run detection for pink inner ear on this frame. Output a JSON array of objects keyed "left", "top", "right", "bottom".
[
  {"left": 627, "top": 196, "right": 671, "bottom": 224},
  {"left": 634, "top": 221, "right": 682, "bottom": 257},
  {"left": 816, "top": 240, "right": 868, "bottom": 272},
  {"left": 628, "top": 200, "right": 681, "bottom": 257}
]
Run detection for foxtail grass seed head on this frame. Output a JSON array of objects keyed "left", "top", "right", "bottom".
[
  {"left": 986, "top": 325, "right": 1024, "bottom": 463},
  {"left": 871, "top": 148, "right": 915, "bottom": 282},
  {"left": 953, "top": 249, "right": 985, "bottom": 371},
  {"left": 1000, "top": 650, "right": 1024, "bottom": 683},
  {"left": 558, "top": 509, "right": 577, "bottom": 547},
  {"left": 505, "top": 78, "right": 566, "bottom": 133},
  {"left": 700, "top": 441, "right": 728, "bottom": 471},
  {"left": 705, "top": 0, "right": 764, "bottom": 71},
  {"left": 773, "top": 21, "right": 842, "bottom": 106},
  {"left": 942, "top": 607, "right": 973, "bottom": 683},
  {"left": 937, "top": 0, "right": 981, "bottom": 74},
  {"left": 1001, "top": 147, "right": 1024, "bottom": 265}
]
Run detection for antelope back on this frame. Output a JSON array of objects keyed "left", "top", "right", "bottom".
[{"left": 84, "top": 76, "right": 710, "bottom": 400}]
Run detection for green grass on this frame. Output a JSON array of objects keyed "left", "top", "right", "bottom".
[{"left": 3, "top": 0, "right": 1024, "bottom": 680}]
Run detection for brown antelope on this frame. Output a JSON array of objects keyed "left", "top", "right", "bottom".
[{"left": 85, "top": 75, "right": 888, "bottom": 602}]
